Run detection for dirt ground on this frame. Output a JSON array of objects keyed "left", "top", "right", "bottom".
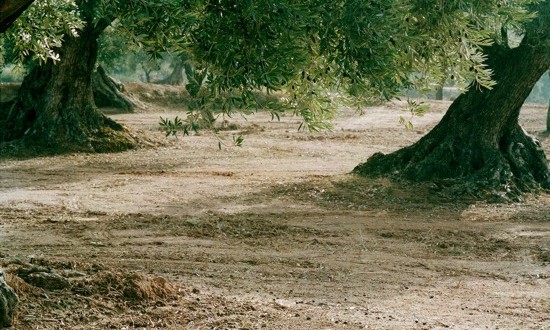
[{"left": 1, "top": 83, "right": 549, "bottom": 329}]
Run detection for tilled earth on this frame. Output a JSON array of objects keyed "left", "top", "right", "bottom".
[{"left": 1, "top": 84, "right": 549, "bottom": 329}]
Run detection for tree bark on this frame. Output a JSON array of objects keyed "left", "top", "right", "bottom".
[
  {"left": 0, "top": 12, "right": 138, "bottom": 154},
  {"left": 354, "top": 30, "right": 550, "bottom": 198},
  {"left": 92, "top": 65, "right": 134, "bottom": 111},
  {"left": 0, "top": 0, "right": 34, "bottom": 33}
]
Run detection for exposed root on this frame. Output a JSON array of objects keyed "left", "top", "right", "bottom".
[
  {"left": 0, "top": 123, "right": 160, "bottom": 158},
  {"left": 503, "top": 127, "right": 550, "bottom": 191},
  {"left": 92, "top": 66, "right": 135, "bottom": 111},
  {"left": 0, "top": 99, "right": 161, "bottom": 157},
  {"left": 354, "top": 126, "right": 550, "bottom": 201}
]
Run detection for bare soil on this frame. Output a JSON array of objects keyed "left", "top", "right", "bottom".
[{"left": 1, "top": 83, "right": 549, "bottom": 329}]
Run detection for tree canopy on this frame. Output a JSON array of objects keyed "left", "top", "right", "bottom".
[{"left": 2, "top": 0, "right": 540, "bottom": 121}]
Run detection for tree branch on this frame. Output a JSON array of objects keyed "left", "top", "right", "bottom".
[
  {"left": 0, "top": 0, "right": 35, "bottom": 33},
  {"left": 91, "top": 16, "right": 114, "bottom": 38}
]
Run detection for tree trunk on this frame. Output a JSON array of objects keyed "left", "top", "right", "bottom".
[
  {"left": 156, "top": 58, "right": 185, "bottom": 85},
  {"left": 354, "top": 32, "right": 550, "bottom": 199},
  {"left": 92, "top": 65, "right": 134, "bottom": 111},
  {"left": 547, "top": 98, "right": 550, "bottom": 132},
  {"left": 141, "top": 63, "right": 153, "bottom": 83},
  {"left": 0, "top": 18, "right": 138, "bottom": 154},
  {"left": 435, "top": 86, "right": 443, "bottom": 100}
]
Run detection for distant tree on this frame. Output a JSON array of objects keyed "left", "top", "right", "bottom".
[
  {"left": 155, "top": 56, "right": 185, "bottom": 86},
  {"left": 137, "top": 54, "right": 162, "bottom": 83},
  {"left": 435, "top": 86, "right": 444, "bottom": 101}
]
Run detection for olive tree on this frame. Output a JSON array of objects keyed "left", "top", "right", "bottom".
[
  {"left": 355, "top": 1, "right": 550, "bottom": 199},
  {"left": 1, "top": 0, "right": 548, "bottom": 199},
  {"left": 0, "top": 0, "right": 186, "bottom": 152}
]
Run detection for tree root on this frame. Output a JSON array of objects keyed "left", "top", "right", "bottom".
[
  {"left": 92, "top": 66, "right": 135, "bottom": 111},
  {"left": 353, "top": 126, "right": 550, "bottom": 201},
  {"left": 0, "top": 106, "right": 160, "bottom": 158}
]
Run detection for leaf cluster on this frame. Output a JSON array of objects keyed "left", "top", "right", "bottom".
[{"left": 1, "top": 0, "right": 83, "bottom": 64}]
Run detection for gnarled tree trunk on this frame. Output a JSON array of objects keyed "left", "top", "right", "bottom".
[
  {"left": 92, "top": 65, "right": 134, "bottom": 111},
  {"left": 354, "top": 24, "right": 550, "bottom": 199},
  {"left": 0, "top": 6, "right": 138, "bottom": 154}
]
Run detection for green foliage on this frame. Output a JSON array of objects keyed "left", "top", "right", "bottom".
[
  {"left": 0, "top": 0, "right": 83, "bottom": 63},
  {"left": 233, "top": 134, "right": 244, "bottom": 147},
  {"left": 159, "top": 116, "right": 184, "bottom": 137},
  {"left": 114, "top": 0, "right": 190, "bottom": 58},
  {"left": 159, "top": 112, "right": 245, "bottom": 148},
  {"left": 399, "top": 99, "right": 430, "bottom": 130},
  {"left": 192, "top": 0, "right": 311, "bottom": 90},
  {"left": 97, "top": 25, "right": 168, "bottom": 81},
  {"left": 181, "top": 0, "right": 540, "bottom": 130},
  {"left": 97, "top": 26, "right": 132, "bottom": 71}
]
